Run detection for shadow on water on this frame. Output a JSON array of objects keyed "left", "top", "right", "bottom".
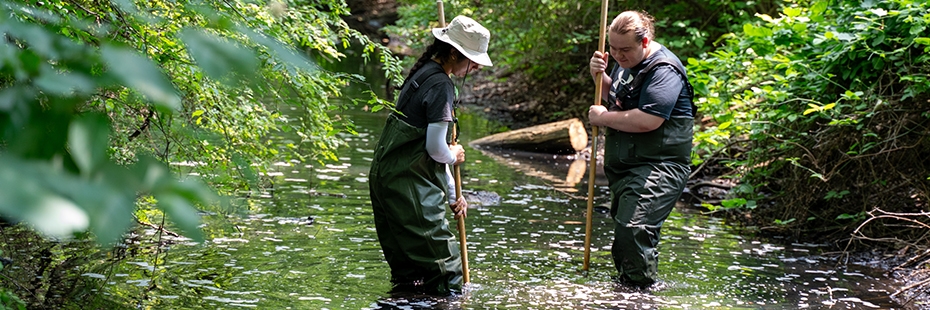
[{"left": 88, "top": 47, "right": 905, "bottom": 309}]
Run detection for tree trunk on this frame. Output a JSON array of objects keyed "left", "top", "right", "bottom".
[{"left": 468, "top": 118, "right": 588, "bottom": 154}]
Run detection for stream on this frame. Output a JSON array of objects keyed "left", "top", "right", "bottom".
[{"left": 93, "top": 49, "right": 905, "bottom": 310}]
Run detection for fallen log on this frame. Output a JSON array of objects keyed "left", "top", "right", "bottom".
[{"left": 468, "top": 118, "right": 588, "bottom": 154}]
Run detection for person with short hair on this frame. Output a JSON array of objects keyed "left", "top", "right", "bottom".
[
  {"left": 369, "top": 15, "right": 492, "bottom": 295},
  {"left": 587, "top": 10, "right": 694, "bottom": 288}
]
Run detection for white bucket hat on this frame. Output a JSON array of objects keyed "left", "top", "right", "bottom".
[{"left": 432, "top": 16, "right": 493, "bottom": 67}]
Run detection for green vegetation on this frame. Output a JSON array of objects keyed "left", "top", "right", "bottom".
[
  {"left": 689, "top": 0, "right": 929, "bottom": 243},
  {"left": 1, "top": 0, "right": 401, "bottom": 306},
  {"left": 0, "top": 0, "right": 400, "bottom": 241},
  {"left": 0, "top": 250, "right": 25, "bottom": 310}
]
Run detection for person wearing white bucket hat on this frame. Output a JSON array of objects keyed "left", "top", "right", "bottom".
[
  {"left": 432, "top": 15, "right": 493, "bottom": 67},
  {"left": 369, "top": 15, "right": 492, "bottom": 295}
]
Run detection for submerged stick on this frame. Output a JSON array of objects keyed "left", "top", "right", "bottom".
[
  {"left": 437, "top": 0, "right": 470, "bottom": 284},
  {"left": 584, "top": 0, "right": 610, "bottom": 272}
]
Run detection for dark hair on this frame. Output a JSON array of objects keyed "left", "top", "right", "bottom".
[
  {"left": 405, "top": 39, "right": 463, "bottom": 83},
  {"left": 609, "top": 11, "right": 656, "bottom": 41}
]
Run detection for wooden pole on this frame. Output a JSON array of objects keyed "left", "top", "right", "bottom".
[
  {"left": 584, "top": 0, "right": 610, "bottom": 272},
  {"left": 437, "top": 0, "right": 470, "bottom": 284}
]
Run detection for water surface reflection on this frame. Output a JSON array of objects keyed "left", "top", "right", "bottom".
[{"left": 100, "top": 105, "right": 902, "bottom": 309}]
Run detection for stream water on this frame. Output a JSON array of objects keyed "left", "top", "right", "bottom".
[{"left": 90, "top": 51, "right": 905, "bottom": 309}]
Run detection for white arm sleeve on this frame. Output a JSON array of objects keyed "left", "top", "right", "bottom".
[{"left": 426, "top": 122, "right": 456, "bottom": 165}]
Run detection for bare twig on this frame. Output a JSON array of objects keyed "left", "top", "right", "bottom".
[{"left": 891, "top": 277, "right": 930, "bottom": 298}]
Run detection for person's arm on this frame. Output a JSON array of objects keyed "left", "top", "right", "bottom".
[
  {"left": 589, "top": 65, "right": 683, "bottom": 132},
  {"left": 427, "top": 122, "right": 465, "bottom": 207},
  {"left": 426, "top": 122, "right": 456, "bottom": 164},
  {"left": 588, "top": 107, "right": 664, "bottom": 132}
]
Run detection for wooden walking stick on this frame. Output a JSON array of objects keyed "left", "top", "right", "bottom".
[
  {"left": 584, "top": 0, "right": 610, "bottom": 271},
  {"left": 437, "top": 0, "right": 470, "bottom": 284}
]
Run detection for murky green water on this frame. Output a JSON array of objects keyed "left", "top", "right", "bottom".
[{"left": 92, "top": 51, "right": 903, "bottom": 309}]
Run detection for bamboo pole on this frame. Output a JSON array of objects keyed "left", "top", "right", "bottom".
[
  {"left": 584, "top": 0, "right": 610, "bottom": 272},
  {"left": 437, "top": 0, "right": 470, "bottom": 284}
]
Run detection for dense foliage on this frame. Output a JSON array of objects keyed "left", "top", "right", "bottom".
[
  {"left": 1, "top": 0, "right": 403, "bottom": 306},
  {"left": 0, "top": 0, "right": 401, "bottom": 244},
  {"left": 689, "top": 0, "right": 930, "bottom": 244},
  {"left": 385, "top": 0, "right": 778, "bottom": 126}
]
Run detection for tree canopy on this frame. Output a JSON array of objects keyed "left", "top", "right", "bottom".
[{"left": 0, "top": 0, "right": 402, "bottom": 244}]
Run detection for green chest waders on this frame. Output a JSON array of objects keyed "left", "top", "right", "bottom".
[
  {"left": 368, "top": 68, "right": 462, "bottom": 294},
  {"left": 602, "top": 117, "right": 692, "bottom": 286}
]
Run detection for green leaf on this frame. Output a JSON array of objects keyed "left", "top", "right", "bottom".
[
  {"left": 869, "top": 8, "right": 888, "bottom": 16},
  {"left": 811, "top": 1, "right": 828, "bottom": 17},
  {"left": 238, "top": 26, "right": 318, "bottom": 74},
  {"left": 26, "top": 195, "right": 90, "bottom": 239},
  {"left": 871, "top": 33, "right": 885, "bottom": 47},
  {"left": 74, "top": 180, "right": 135, "bottom": 246},
  {"left": 166, "top": 178, "right": 218, "bottom": 206},
  {"left": 157, "top": 194, "right": 203, "bottom": 242},
  {"left": 803, "top": 103, "right": 819, "bottom": 115},
  {"left": 3, "top": 19, "right": 58, "bottom": 60},
  {"left": 34, "top": 66, "right": 95, "bottom": 96},
  {"left": 68, "top": 113, "right": 110, "bottom": 175},
  {"left": 914, "top": 38, "right": 930, "bottom": 51},
  {"left": 0, "top": 158, "right": 89, "bottom": 239},
  {"left": 101, "top": 45, "right": 181, "bottom": 111},
  {"left": 180, "top": 28, "right": 259, "bottom": 85},
  {"left": 0, "top": 86, "right": 34, "bottom": 112},
  {"left": 133, "top": 156, "right": 173, "bottom": 192}
]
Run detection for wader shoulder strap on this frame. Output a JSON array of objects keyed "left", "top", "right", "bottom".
[
  {"left": 395, "top": 65, "right": 448, "bottom": 111},
  {"left": 620, "top": 58, "right": 694, "bottom": 101}
]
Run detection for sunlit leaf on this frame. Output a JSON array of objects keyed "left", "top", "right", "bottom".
[
  {"left": 77, "top": 181, "right": 135, "bottom": 245},
  {"left": 869, "top": 8, "right": 888, "bottom": 16},
  {"left": 167, "top": 178, "right": 218, "bottom": 206},
  {"left": 755, "top": 13, "right": 774, "bottom": 23},
  {"left": 3, "top": 19, "right": 57, "bottom": 59},
  {"left": 101, "top": 45, "right": 181, "bottom": 111},
  {"left": 68, "top": 113, "right": 110, "bottom": 175},
  {"left": 34, "top": 67, "right": 95, "bottom": 96},
  {"left": 783, "top": 7, "right": 801, "bottom": 18},
  {"left": 810, "top": 1, "right": 828, "bottom": 18},
  {"left": 238, "top": 26, "right": 318, "bottom": 74},
  {"left": 134, "top": 156, "right": 172, "bottom": 192},
  {"left": 25, "top": 195, "right": 89, "bottom": 239},
  {"left": 157, "top": 194, "right": 203, "bottom": 242},
  {"left": 803, "top": 103, "right": 819, "bottom": 115},
  {"left": 180, "top": 28, "right": 259, "bottom": 85}
]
